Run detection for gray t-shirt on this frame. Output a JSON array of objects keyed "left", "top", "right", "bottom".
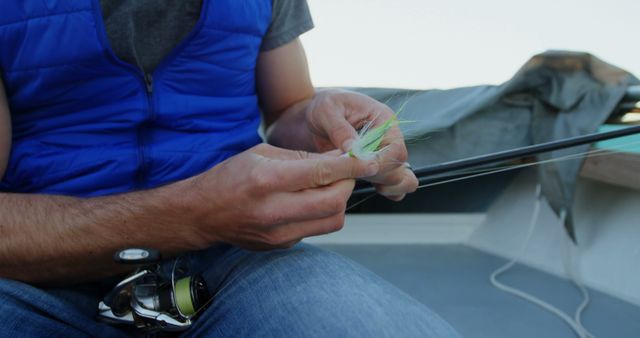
[{"left": 100, "top": 0, "right": 314, "bottom": 74}]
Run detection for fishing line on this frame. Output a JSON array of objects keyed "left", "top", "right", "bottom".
[
  {"left": 417, "top": 138, "right": 640, "bottom": 190},
  {"left": 171, "top": 256, "right": 187, "bottom": 318},
  {"left": 560, "top": 209, "right": 596, "bottom": 338},
  {"left": 346, "top": 139, "right": 629, "bottom": 336},
  {"left": 489, "top": 186, "right": 593, "bottom": 338},
  {"left": 342, "top": 137, "right": 640, "bottom": 335},
  {"left": 347, "top": 138, "right": 640, "bottom": 210},
  {"left": 416, "top": 144, "right": 630, "bottom": 190},
  {"left": 346, "top": 192, "right": 377, "bottom": 211},
  {"left": 193, "top": 139, "right": 640, "bottom": 316},
  {"left": 352, "top": 123, "right": 640, "bottom": 196}
]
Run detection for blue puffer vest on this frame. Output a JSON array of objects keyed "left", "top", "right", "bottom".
[{"left": 0, "top": 0, "right": 271, "bottom": 197}]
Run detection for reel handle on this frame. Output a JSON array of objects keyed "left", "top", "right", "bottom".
[{"left": 113, "top": 248, "right": 161, "bottom": 265}]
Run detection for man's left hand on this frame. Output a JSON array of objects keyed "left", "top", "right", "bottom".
[
  {"left": 258, "top": 39, "right": 417, "bottom": 201},
  {"left": 303, "top": 89, "right": 418, "bottom": 201}
]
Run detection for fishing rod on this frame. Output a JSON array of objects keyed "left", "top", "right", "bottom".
[
  {"left": 98, "top": 126, "right": 640, "bottom": 335},
  {"left": 353, "top": 124, "right": 640, "bottom": 195}
]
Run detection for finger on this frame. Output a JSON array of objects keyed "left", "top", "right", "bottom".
[
  {"left": 375, "top": 127, "right": 409, "bottom": 172},
  {"left": 382, "top": 193, "right": 406, "bottom": 202},
  {"left": 267, "top": 156, "right": 378, "bottom": 191},
  {"left": 258, "top": 179, "right": 355, "bottom": 224},
  {"left": 266, "top": 212, "right": 347, "bottom": 246},
  {"left": 317, "top": 91, "right": 392, "bottom": 152},
  {"left": 365, "top": 156, "right": 410, "bottom": 186},
  {"left": 374, "top": 169, "right": 418, "bottom": 198},
  {"left": 341, "top": 91, "right": 395, "bottom": 126},
  {"left": 325, "top": 113, "right": 359, "bottom": 152},
  {"left": 254, "top": 144, "right": 350, "bottom": 161},
  {"left": 252, "top": 143, "right": 329, "bottom": 160},
  {"left": 367, "top": 166, "right": 406, "bottom": 185},
  {"left": 322, "top": 149, "right": 343, "bottom": 157},
  {"left": 232, "top": 238, "right": 302, "bottom": 252},
  {"left": 280, "top": 239, "right": 303, "bottom": 249}
]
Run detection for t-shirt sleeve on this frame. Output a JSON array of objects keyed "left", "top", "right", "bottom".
[{"left": 261, "top": 0, "right": 314, "bottom": 51}]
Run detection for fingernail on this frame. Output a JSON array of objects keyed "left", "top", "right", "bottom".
[
  {"left": 342, "top": 139, "right": 354, "bottom": 151},
  {"left": 364, "top": 162, "right": 379, "bottom": 177}
]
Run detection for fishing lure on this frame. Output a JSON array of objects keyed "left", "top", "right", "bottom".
[
  {"left": 347, "top": 102, "right": 412, "bottom": 160},
  {"left": 347, "top": 116, "right": 398, "bottom": 160}
]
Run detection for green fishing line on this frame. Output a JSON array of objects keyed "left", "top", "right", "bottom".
[{"left": 175, "top": 276, "right": 196, "bottom": 317}]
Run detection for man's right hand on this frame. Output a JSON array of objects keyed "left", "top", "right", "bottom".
[
  {"left": 0, "top": 139, "right": 378, "bottom": 283},
  {"left": 178, "top": 143, "right": 380, "bottom": 251}
]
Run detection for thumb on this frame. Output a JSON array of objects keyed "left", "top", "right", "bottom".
[
  {"left": 326, "top": 117, "right": 359, "bottom": 153},
  {"left": 308, "top": 156, "right": 379, "bottom": 188},
  {"left": 276, "top": 156, "right": 379, "bottom": 191}
]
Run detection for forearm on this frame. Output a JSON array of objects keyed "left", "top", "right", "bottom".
[
  {"left": 0, "top": 181, "right": 200, "bottom": 286},
  {"left": 257, "top": 38, "right": 317, "bottom": 151}
]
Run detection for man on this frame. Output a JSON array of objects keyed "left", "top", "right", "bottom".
[{"left": 0, "top": 0, "right": 459, "bottom": 336}]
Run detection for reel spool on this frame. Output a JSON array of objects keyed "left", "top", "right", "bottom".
[
  {"left": 173, "top": 276, "right": 211, "bottom": 318},
  {"left": 98, "top": 248, "right": 212, "bottom": 332},
  {"left": 174, "top": 275, "right": 209, "bottom": 318}
]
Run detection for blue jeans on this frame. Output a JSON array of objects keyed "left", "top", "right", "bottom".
[{"left": 0, "top": 243, "right": 459, "bottom": 337}]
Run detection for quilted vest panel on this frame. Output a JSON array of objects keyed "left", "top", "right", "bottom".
[{"left": 0, "top": 0, "right": 272, "bottom": 197}]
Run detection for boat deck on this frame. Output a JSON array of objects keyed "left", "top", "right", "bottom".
[{"left": 322, "top": 244, "right": 640, "bottom": 338}]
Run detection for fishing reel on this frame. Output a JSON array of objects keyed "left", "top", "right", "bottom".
[{"left": 98, "top": 248, "right": 211, "bottom": 333}]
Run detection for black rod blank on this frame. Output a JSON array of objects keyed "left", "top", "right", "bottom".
[{"left": 352, "top": 124, "right": 640, "bottom": 195}]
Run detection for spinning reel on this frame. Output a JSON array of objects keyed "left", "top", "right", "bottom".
[{"left": 98, "top": 248, "right": 211, "bottom": 333}]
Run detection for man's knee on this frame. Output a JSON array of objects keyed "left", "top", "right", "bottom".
[{"left": 186, "top": 244, "right": 459, "bottom": 337}]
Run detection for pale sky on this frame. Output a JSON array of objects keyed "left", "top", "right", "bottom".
[{"left": 302, "top": 0, "right": 639, "bottom": 90}]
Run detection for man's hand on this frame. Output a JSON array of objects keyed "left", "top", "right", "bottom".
[
  {"left": 180, "top": 143, "right": 378, "bottom": 250},
  {"left": 266, "top": 89, "right": 418, "bottom": 201},
  {"left": 258, "top": 40, "right": 418, "bottom": 201},
  {"left": 304, "top": 89, "right": 418, "bottom": 201},
  {"left": 0, "top": 142, "right": 377, "bottom": 284}
]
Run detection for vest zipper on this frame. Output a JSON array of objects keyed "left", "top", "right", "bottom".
[
  {"left": 145, "top": 73, "right": 154, "bottom": 95},
  {"left": 136, "top": 73, "right": 154, "bottom": 187},
  {"left": 92, "top": 0, "right": 210, "bottom": 189}
]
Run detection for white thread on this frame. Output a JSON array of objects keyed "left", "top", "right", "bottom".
[
  {"left": 417, "top": 140, "right": 640, "bottom": 190},
  {"left": 559, "top": 210, "right": 595, "bottom": 338},
  {"left": 489, "top": 185, "right": 594, "bottom": 338},
  {"left": 347, "top": 138, "right": 640, "bottom": 210}
]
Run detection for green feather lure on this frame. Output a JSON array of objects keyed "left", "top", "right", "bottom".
[{"left": 347, "top": 102, "right": 411, "bottom": 160}]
